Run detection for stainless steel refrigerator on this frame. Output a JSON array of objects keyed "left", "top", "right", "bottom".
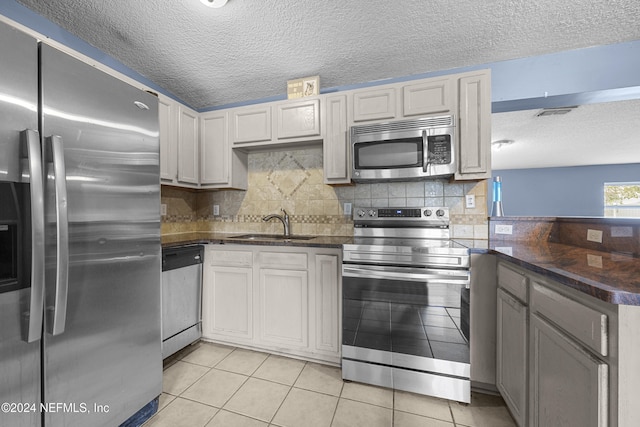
[{"left": 0, "top": 20, "right": 162, "bottom": 427}]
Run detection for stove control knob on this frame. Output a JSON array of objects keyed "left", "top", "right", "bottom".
[
  {"left": 424, "top": 209, "right": 432, "bottom": 217},
  {"left": 368, "top": 210, "right": 376, "bottom": 217},
  {"left": 436, "top": 209, "right": 445, "bottom": 217},
  {"left": 357, "top": 209, "right": 366, "bottom": 217}
]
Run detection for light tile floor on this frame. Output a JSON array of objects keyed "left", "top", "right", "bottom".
[{"left": 144, "top": 342, "right": 517, "bottom": 427}]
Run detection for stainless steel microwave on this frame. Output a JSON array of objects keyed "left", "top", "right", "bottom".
[{"left": 351, "top": 115, "right": 456, "bottom": 182}]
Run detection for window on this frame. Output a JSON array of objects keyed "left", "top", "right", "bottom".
[{"left": 604, "top": 182, "right": 640, "bottom": 218}]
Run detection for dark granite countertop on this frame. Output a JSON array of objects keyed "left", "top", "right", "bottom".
[
  {"left": 162, "top": 232, "right": 640, "bottom": 306},
  {"left": 487, "top": 241, "right": 640, "bottom": 305},
  {"left": 161, "top": 232, "right": 352, "bottom": 249}
]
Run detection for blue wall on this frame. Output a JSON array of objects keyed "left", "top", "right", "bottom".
[{"left": 490, "top": 164, "right": 640, "bottom": 217}]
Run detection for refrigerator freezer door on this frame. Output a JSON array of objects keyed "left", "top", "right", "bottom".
[
  {"left": 0, "top": 21, "right": 42, "bottom": 427},
  {"left": 40, "top": 44, "right": 162, "bottom": 427}
]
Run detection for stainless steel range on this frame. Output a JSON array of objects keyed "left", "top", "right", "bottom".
[{"left": 341, "top": 207, "right": 471, "bottom": 403}]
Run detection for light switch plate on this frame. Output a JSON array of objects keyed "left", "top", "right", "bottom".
[
  {"left": 465, "top": 195, "right": 476, "bottom": 209},
  {"left": 344, "top": 203, "right": 352, "bottom": 215},
  {"left": 495, "top": 224, "right": 513, "bottom": 235},
  {"left": 213, "top": 204, "right": 220, "bottom": 216},
  {"left": 160, "top": 204, "right": 167, "bottom": 216},
  {"left": 587, "top": 229, "right": 603, "bottom": 243}
]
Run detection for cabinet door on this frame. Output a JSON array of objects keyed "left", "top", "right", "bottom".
[
  {"left": 232, "top": 106, "right": 272, "bottom": 144},
  {"left": 158, "top": 96, "right": 177, "bottom": 182},
  {"left": 352, "top": 87, "right": 396, "bottom": 122},
  {"left": 314, "top": 254, "right": 340, "bottom": 355},
  {"left": 177, "top": 105, "right": 199, "bottom": 184},
  {"left": 456, "top": 71, "right": 491, "bottom": 180},
  {"left": 529, "top": 314, "right": 608, "bottom": 427},
  {"left": 497, "top": 289, "right": 528, "bottom": 427},
  {"left": 203, "top": 266, "right": 253, "bottom": 341},
  {"left": 323, "top": 95, "right": 350, "bottom": 184},
  {"left": 200, "top": 111, "right": 228, "bottom": 185},
  {"left": 277, "top": 98, "right": 320, "bottom": 139},
  {"left": 258, "top": 268, "right": 308, "bottom": 349},
  {"left": 403, "top": 77, "right": 452, "bottom": 117}
]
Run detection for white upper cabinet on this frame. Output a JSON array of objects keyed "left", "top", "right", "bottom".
[
  {"left": 403, "top": 77, "right": 452, "bottom": 117},
  {"left": 159, "top": 69, "right": 492, "bottom": 189},
  {"left": 276, "top": 98, "right": 321, "bottom": 139},
  {"left": 200, "top": 111, "right": 228, "bottom": 185},
  {"left": 159, "top": 96, "right": 200, "bottom": 188},
  {"left": 158, "top": 95, "right": 177, "bottom": 182},
  {"left": 455, "top": 70, "right": 491, "bottom": 180},
  {"left": 232, "top": 105, "right": 272, "bottom": 145},
  {"left": 200, "top": 111, "right": 248, "bottom": 190},
  {"left": 352, "top": 87, "right": 397, "bottom": 122},
  {"left": 177, "top": 104, "right": 199, "bottom": 184},
  {"left": 323, "top": 94, "right": 350, "bottom": 184}
]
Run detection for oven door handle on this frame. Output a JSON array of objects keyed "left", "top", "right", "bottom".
[{"left": 342, "top": 264, "right": 469, "bottom": 284}]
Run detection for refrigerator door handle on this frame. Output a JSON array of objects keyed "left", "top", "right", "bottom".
[
  {"left": 22, "top": 129, "right": 46, "bottom": 343},
  {"left": 46, "top": 135, "right": 69, "bottom": 336}
]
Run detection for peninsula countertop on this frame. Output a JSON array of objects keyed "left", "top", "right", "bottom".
[{"left": 487, "top": 240, "right": 640, "bottom": 305}]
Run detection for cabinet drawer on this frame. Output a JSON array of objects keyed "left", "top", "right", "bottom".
[
  {"left": 531, "top": 282, "right": 608, "bottom": 356},
  {"left": 208, "top": 250, "right": 253, "bottom": 267},
  {"left": 259, "top": 251, "right": 307, "bottom": 269},
  {"left": 498, "top": 262, "right": 528, "bottom": 303}
]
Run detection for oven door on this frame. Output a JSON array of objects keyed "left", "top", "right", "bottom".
[{"left": 341, "top": 263, "right": 471, "bottom": 402}]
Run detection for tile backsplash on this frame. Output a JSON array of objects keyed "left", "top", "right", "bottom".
[{"left": 162, "top": 147, "right": 488, "bottom": 238}]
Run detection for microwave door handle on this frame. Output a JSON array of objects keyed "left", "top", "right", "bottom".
[
  {"left": 46, "top": 135, "right": 69, "bottom": 336},
  {"left": 422, "top": 130, "right": 429, "bottom": 173},
  {"left": 22, "top": 129, "right": 46, "bottom": 343}
]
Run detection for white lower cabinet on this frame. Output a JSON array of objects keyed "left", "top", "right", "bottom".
[
  {"left": 258, "top": 268, "right": 308, "bottom": 348},
  {"left": 496, "top": 260, "right": 622, "bottom": 427},
  {"left": 207, "top": 266, "right": 253, "bottom": 341},
  {"left": 497, "top": 288, "right": 528, "bottom": 427},
  {"left": 529, "top": 314, "right": 608, "bottom": 427},
  {"left": 202, "top": 249, "right": 253, "bottom": 343},
  {"left": 202, "top": 244, "right": 341, "bottom": 364}
]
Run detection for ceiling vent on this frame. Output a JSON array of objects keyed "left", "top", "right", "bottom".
[{"left": 536, "top": 106, "right": 578, "bottom": 117}]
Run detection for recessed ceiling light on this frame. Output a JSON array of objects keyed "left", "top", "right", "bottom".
[{"left": 200, "top": 0, "right": 228, "bottom": 8}]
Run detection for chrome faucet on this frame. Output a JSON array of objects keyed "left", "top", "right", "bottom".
[{"left": 262, "top": 208, "right": 291, "bottom": 237}]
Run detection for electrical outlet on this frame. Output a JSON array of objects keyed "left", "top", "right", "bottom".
[
  {"left": 587, "top": 229, "right": 603, "bottom": 243},
  {"left": 213, "top": 204, "right": 220, "bottom": 216},
  {"left": 495, "top": 224, "right": 513, "bottom": 235},
  {"left": 465, "top": 195, "right": 476, "bottom": 209},
  {"left": 344, "top": 202, "right": 352, "bottom": 215},
  {"left": 587, "top": 254, "right": 603, "bottom": 268},
  {"left": 160, "top": 204, "right": 167, "bottom": 216}
]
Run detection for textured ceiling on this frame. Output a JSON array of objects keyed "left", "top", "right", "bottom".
[
  {"left": 15, "top": 0, "right": 640, "bottom": 110},
  {"left": 491, "top": 99, "right": 640, "bottom": 169}
]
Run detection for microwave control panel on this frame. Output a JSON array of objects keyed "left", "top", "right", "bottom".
[{"left": 427, "top": 135, "right": 452, "bottom": 164}]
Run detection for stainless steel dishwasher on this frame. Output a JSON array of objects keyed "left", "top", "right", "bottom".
[{"left": 161, "top": 245, "right": 204, "bottom": 359}]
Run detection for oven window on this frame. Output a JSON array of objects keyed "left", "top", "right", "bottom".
[
  {"left": 354, "top": 138, "right": 422, "bottom": 169},
  {"left": 343, "top": 276, "right": 469, "bottom": 364}
]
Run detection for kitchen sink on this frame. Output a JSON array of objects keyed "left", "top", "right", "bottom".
[{"left": 228, "top": 233, "right": 316, "bottom": 241}]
